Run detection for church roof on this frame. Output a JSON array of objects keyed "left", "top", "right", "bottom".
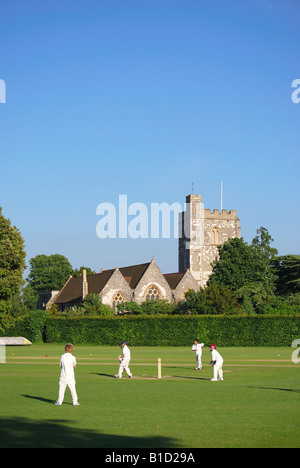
[
  {"left": 54, "top": 269, "right": 115, "bottom": 305},
  {"left": 119, "top": 262, "right": 151, "bottom": 289},
  {"left": 54, "top": 263, "right": 151, "bottom": 305},
  {"left": 163, "top": 272, "right": 185, "bottom": 289},
  {"left": 54, "top": 276, "right": 82, "bottom": 305}
]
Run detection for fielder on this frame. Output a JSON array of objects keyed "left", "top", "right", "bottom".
[
  {"left": 209, "top": 344, "right": 224, "bottom": 381},
  {"left": 55, "top": 343, "right": 80, "bottom": 406},
  {"left": 192, "top": 339, "right": 204, "bottom": 370},
  {"left": 115, "top": 341, "right": 133, "bottom": 379}
]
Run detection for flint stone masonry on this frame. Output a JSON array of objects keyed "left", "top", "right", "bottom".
[
  {"left": 179, "top": 194, "right": 241, "bottom": 287},
  {"left": 49, "top": 258, "right": 199, "bottom": 311}
]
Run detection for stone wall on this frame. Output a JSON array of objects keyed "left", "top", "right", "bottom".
[{"left": 179, "top": 194, "right": 241, "bottom": 287}]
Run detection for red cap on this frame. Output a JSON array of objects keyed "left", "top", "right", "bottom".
[{"left": 210, "top": 344, "right": 217, "bottom": 350}]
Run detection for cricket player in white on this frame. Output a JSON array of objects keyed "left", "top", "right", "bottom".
[
  {"left": 115, "top": 341, "right": 133, "bottom": 379},
  {"left": 192, "top": 339, "right": 204, "bottom": 370},
  {"left": 55, "top": 343, "right": 79, "bottom": 405},
  {"left": 210, "top": 344, "right": 224, "bottom": 381}
]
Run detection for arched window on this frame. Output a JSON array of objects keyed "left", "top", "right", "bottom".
[
  {"left": 145, "top": 284, "right": 162, "bottom": 301},
  {"left": 112, "top": 291, "right": 125, "bottom": 313},
  {"left": 211, "top": 226, "right": 221, "bottom": 245}
]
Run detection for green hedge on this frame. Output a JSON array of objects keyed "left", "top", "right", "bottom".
[
  {"left": 42, "top": 315, "right": 300, "bottom": 347},
  {"left": 3, "top": 314, "right": 300, "bottom": 346}
]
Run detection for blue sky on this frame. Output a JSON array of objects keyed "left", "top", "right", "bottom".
[{"left": 0, "top": 0, "right": 299, "bottom": 276}]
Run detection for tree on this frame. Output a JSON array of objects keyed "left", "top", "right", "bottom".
[
  {"left": 27, "top": 254, "right": 73, "bottom": 292},
  {"left": 236, "top": 282, "right": 271, "bottom": 315},
  {"left": 0, "top": 207, "right": 26, "bottom": 331},
  {"left": 205, "top": 282, "right": 244, "bottom": 315},
  {"left": 177, "top": 288, "right": 206, "bottom": 315},
  {"left": 209, "top": 237, "right": 277, "bottom": 295},
  {"left": 272, "top": 255, "right": 300, "bottom": 295},
  {"left": 251, "top": 226, "right": 278, "bottom": 260},
  {"left": 72, "top": 266, "right": 96, "bottom": 277},
  {"left": 81, "top": 293, "right": 113, "bottom": 316},
  {"left": 177, "top": 284, "right": 243, "bottom": 315}
]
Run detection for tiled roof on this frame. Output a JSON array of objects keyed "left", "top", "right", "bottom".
[
  {"left": 163, "top": 272, "right": 185, "bottom": 289},
  {"left": 54, "top": 269, "right": 115, "bottom": 304},
  {"left": 54, "top": 263, "right": 151, "bottom": 305},
  {"left": 119, "top": 263, "right": 150, "bottom": 289}
]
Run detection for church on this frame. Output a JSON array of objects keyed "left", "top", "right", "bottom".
[{"left": 41, "top": 193, "right": 241, "bottom": 312}]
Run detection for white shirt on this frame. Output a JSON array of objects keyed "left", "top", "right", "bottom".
[
  {"left": 192, "top": 343, "right": 204, "bottom": 355},
  {"left": 60, "top": 352, "right": 77, "bottom": 383},
  {"left": 211, "top": 349, "right": 223, "bottom": 366},
  {"left": 122, "top": 345, "right": 131, "bottom": 361}
]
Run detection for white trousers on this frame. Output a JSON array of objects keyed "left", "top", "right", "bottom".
[
  {"left": 57, "top": 380, "right": 78, "bottom": 405},
  {"left": 195, "top": 354, "right": 202, "bottom": 369},
  {"left": 118, "top": 358, "right": 132, "bottom": 378},
  {"left": 213, "top": 363, "right": 223, "bottom": 381}
]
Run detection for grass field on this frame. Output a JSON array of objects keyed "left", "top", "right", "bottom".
[{"left": 0, "top": 344, "right": 299, "bottom": 448}]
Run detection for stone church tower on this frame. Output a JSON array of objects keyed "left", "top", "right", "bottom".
[{"left": 179, "top": 194, "right": 241, "bottom": 287}]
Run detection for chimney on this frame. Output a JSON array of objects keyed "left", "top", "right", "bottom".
[{"left": 82, "top": 269, "right": 88, "bottom": 300}]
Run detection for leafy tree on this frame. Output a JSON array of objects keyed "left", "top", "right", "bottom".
[
  {"left": 0, "top": 301, "right": 14, "bottom": 332},
  {"left": 284, "top": 292, "right": 300, "bottom": 307},
  {"left": 272, "top": 255, "right": 300, "bottom": 295},
  {"left": 81, "top": 293, "right": 113, "bottom": 316},
  {"left": 27, "top": 254, "right": 73, "bottom": 292},
  {"left": 10, "top": 285, "right": 40, "bottom": 319},
  {"left": 236, "top": 283, "right": 271, "bottom": 315},
  {"left": 177, "top": 284, "right": 243, "bottom": 315},
  {"left": 0, "top": 207, "right": 26, "bottom": 331},
  {"left": 251, "top": 226, "right": 278, "bottom": 259},
  {"left": 205, "top": 282, "right": 244, "bottom": 315},
  {"left": 72, "top": 266, "right": 96, "bottom": 277},
  {"left": 21, "top": 284, "right": 40, "bottom": 310},
  {"left": 177, "top": 288, "right": 206, "bottom": 315},
  {"left": 209, "top": 237, "right": 277, "bottom": 295}
]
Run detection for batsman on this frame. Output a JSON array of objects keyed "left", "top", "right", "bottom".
[
  {"left": 115, "top": 341, "right": 133, "bottom": 379},
  {"left": 209, "top": 344, "right": 224, "bottom": 382}
]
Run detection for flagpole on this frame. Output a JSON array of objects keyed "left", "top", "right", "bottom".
[{"left": 221, "top": 181, "right": 223, "bottom": 211}]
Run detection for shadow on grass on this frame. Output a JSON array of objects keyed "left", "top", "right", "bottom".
[
  {"left": 248, "top": 386, "right": 300, "bottom": 394},
  {"left": 22, "top": 394, "right": 57, "bottom": 405},
  {"left": 172, "top": 376, "right": 209, "bottom": 381},
  {"left": 91, "top": 373, "right": 116, "bottom": 379},
  {"left": 0, "top": 417, "right": 178, "bottom": 448}
]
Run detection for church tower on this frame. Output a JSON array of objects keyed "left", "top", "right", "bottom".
[{"left": 179, "top": 194, "right": 241, "bottom": 287}]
